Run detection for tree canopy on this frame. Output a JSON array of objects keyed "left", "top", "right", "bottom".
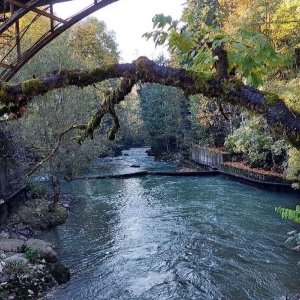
[
  {"left": 0, "top": 0, "right": 299, "bottom": 178},
  {"left": 0, "top": 56, "right": 299, "bottom": 148}
]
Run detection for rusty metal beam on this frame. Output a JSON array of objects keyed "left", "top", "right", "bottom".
[
  {"left": 0, "top": 61, "right": 13, "bottom": 68},
  {"left": 50, "top": 3, "right": 54, "bottom": 32},
  {"left": 0, "top": 0, "right": 73, "bottom": 13},
  {"left": 7, "top": 0, "right": 66, "bottom": 23},
  {"left": 0, "top": 0, "right": 45, "bottom": 34},
  {"left": 0, "top": 0, "right": 120, "bottom": 81}
]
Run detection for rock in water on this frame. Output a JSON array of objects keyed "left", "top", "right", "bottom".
[
  {"left": 130, "top": 164, "right": 140, "bottom": 168},
  {"left": 51, "top": 262, "right": 70, "bottom": 284},
  {"left": 25, "top": 239, "right": 58, "bottom": 263}
]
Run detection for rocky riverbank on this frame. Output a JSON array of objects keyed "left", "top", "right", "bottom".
[{"left": 0, "top": 197, "right": 71, "bottom": 300}]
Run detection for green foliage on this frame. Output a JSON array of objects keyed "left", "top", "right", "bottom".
[
  {"left": 224, "top": 116, "right": 272, "bottom": 166},
  {"left": 145, "top": 7, "right": 290, "bottom": 87},
  {"left": 224, "top": 116, "right": 288, "bottom": 169},
  {"left": 226, "top": 29, "right": 288, "bottom": 87},
  {"left": 138, "top": 83, "right": 190, "bottom": 157},
  {"left": 27, "top": 181, "right": 48, "bottom": 199},
  {"left": 24, "top": 247, "right": 40, "bottom": 263},
  {"left": 116, "top": 92, "right": 145, "bottom": 148},
  {"left": 286, "top": 148, "right": 300, "bottom": 185},
  {"left": 275, "top": 206, "right": 300, "bottom": 223},
  {"left": 68, "top": 17, "right": 120, "bottom": 68},
  {"left": 0, "top": 291, "right": 9, "bottom": 299},
  {"left": 4, "top": 260, "right": 29, "bottom": 275}
]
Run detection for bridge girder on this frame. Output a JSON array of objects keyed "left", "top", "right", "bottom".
[{"left": 0, "top": 0, "right": 118, "bottom": 82}]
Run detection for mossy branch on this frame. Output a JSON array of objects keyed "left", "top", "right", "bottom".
[
  {"left": 74, "top": 77, "right": 135, "bottom": 144},
  {"left": 24, "top": 77, "right": 137, "bottom": 178},
  {"left": 0, "top": 56, "right": 299, "bottom": 148},
  {"left": 25, "top": 124, "right": 86, "bottom": 178}
]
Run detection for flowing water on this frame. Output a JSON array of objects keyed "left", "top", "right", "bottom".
[{"left": 42, "top": 148, "right": 300, "bottom": 300}]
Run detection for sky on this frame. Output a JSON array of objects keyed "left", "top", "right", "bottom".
[{"left": 54, "top": 0, "right": 185, "bottom": 62}]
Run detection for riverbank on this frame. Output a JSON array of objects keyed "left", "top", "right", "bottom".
[
  {"left": 36, "top": 165, "right": 300, "bottom": 299},
  {"left": 190, "top": 145, "right": 300, "bottom": 194},
  {"left": 0, "top": 197, "right": 71, "bottom": 300}
]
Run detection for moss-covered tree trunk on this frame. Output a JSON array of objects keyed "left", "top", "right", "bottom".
[{"left": 0, "top": 57, "right": 299, "bottom": 150}]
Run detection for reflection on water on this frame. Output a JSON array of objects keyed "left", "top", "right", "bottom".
[
  {"left": 89, "top": 147, "right": 179, "bottom": 176},
  {"left": 42, "top": 148, "right": 300, "bottom": 300}
]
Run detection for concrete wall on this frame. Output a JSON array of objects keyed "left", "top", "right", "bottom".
[{"left": 191, "top": 145, "right": 231, "bottom": 168}]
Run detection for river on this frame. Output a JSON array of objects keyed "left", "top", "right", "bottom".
[{"left": 41, "top": 148, "right": 300, "bottom": 300}]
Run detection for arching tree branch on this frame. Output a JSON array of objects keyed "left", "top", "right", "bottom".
[
  {"left": 0, "top": 56, "right": 299, "bottom": 148},
  {"left": 24, "top": 124, "right": 86, "bottom": 178}
]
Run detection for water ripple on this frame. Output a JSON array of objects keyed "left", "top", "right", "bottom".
[{"left": 41, "top": 148, "right": 300, "bottom": 300}]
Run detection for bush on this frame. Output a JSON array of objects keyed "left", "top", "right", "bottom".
[
  {"left": 224, "top": 116, "right": 287, "bottom": 170},
  {"left": 0, "top": 291, "right": 9, "bottom": 299},
  {"left": 25, "top": 247, "right": 40, "bottom": 263},
  {"left": 27, "top": 181, "right": 48, "bottom": 199},
  {"left": 286, "top": 147, "right": 300, "bottom": 184},
  {"left": 4, "top": 260, "right": 29, "bottom": 275},
  {"left": 275, "top": 206, "right": 300, "bottom": 223}
]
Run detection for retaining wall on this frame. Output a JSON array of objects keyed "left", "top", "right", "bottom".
[{"left": 191, "top": 145, "right": 231, "bottom": 168}]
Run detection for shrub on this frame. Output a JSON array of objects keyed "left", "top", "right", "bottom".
[
  {"left": 275, "top": 206, "right": 300, "bottom": 223},
  {"left": 286, "top": 147, "right": 300, "bottom": 185},
  {"left": 0, "top": 291, "right": 9, "bottom": 299},
  {"left": 25, "top": 247, "right": 40, "bottom": 263},
  {"left": 4, "top": 260, "right": 29, "bottom": 275},
  {"left": 224, "top": 116, "right": 288, "bottom": 170},
  {"left": 27, "top": 181, "right": 48, "bottom": 199}
]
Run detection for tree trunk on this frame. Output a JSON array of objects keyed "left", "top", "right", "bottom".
[{"left": 0, "top": 57, "right": 299, "bottom": 149}]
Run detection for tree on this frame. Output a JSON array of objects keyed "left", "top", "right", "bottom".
[
  {"left": 116, "top": 88, "right": 145, "bottom": 148},
  {"left": 68, "top": 17, "right": 120, "bottom": 68},
  {"left": 0, "top": 0, "right": 299, "bottom": 181},
  {"left": 1, "top": 16, "right": 122, "bottom": 208},
  {"left": 138, "top": 83, "right": 188, "bottom": 157},
  {"left": 0, "top": 56, "right": 299, "bottom": 151},
  {"left": 188, "top": 94, "right": 242, "bottom": 148}
]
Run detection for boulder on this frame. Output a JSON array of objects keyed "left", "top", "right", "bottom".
[
  {"left": 130, "top": 164, "right": 140, "bottom": 168},
  {"left": 51, "top": 262, "right": 70, "bottom": 284},
  {"left": 25, "top": 239, "right": 58, "bottom": 263},
  {"left": 0, "top": 231, "right": 10, "bottom": 238},
  {"left": 4, "top": 253, "right": 28, "bottom": 264},
  {"left": 0, "top": 238, "right": 25, "bottom": 252}
]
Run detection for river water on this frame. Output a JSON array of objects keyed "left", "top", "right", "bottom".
[{"left": 42, "top": 148, "right": 300, "bottom": 300}]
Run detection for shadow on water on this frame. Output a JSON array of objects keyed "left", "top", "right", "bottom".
[{"left": 41, "top": 148, "right": 300, "bottom": 300}]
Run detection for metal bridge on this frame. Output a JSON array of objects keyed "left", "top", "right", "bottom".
[{"left": 0, "top": 0, "right": 118, "bottom": 81}]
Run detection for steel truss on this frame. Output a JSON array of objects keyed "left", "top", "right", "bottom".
[{"left": 0, "top": 0, "right": 118, "bottom": 81}]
